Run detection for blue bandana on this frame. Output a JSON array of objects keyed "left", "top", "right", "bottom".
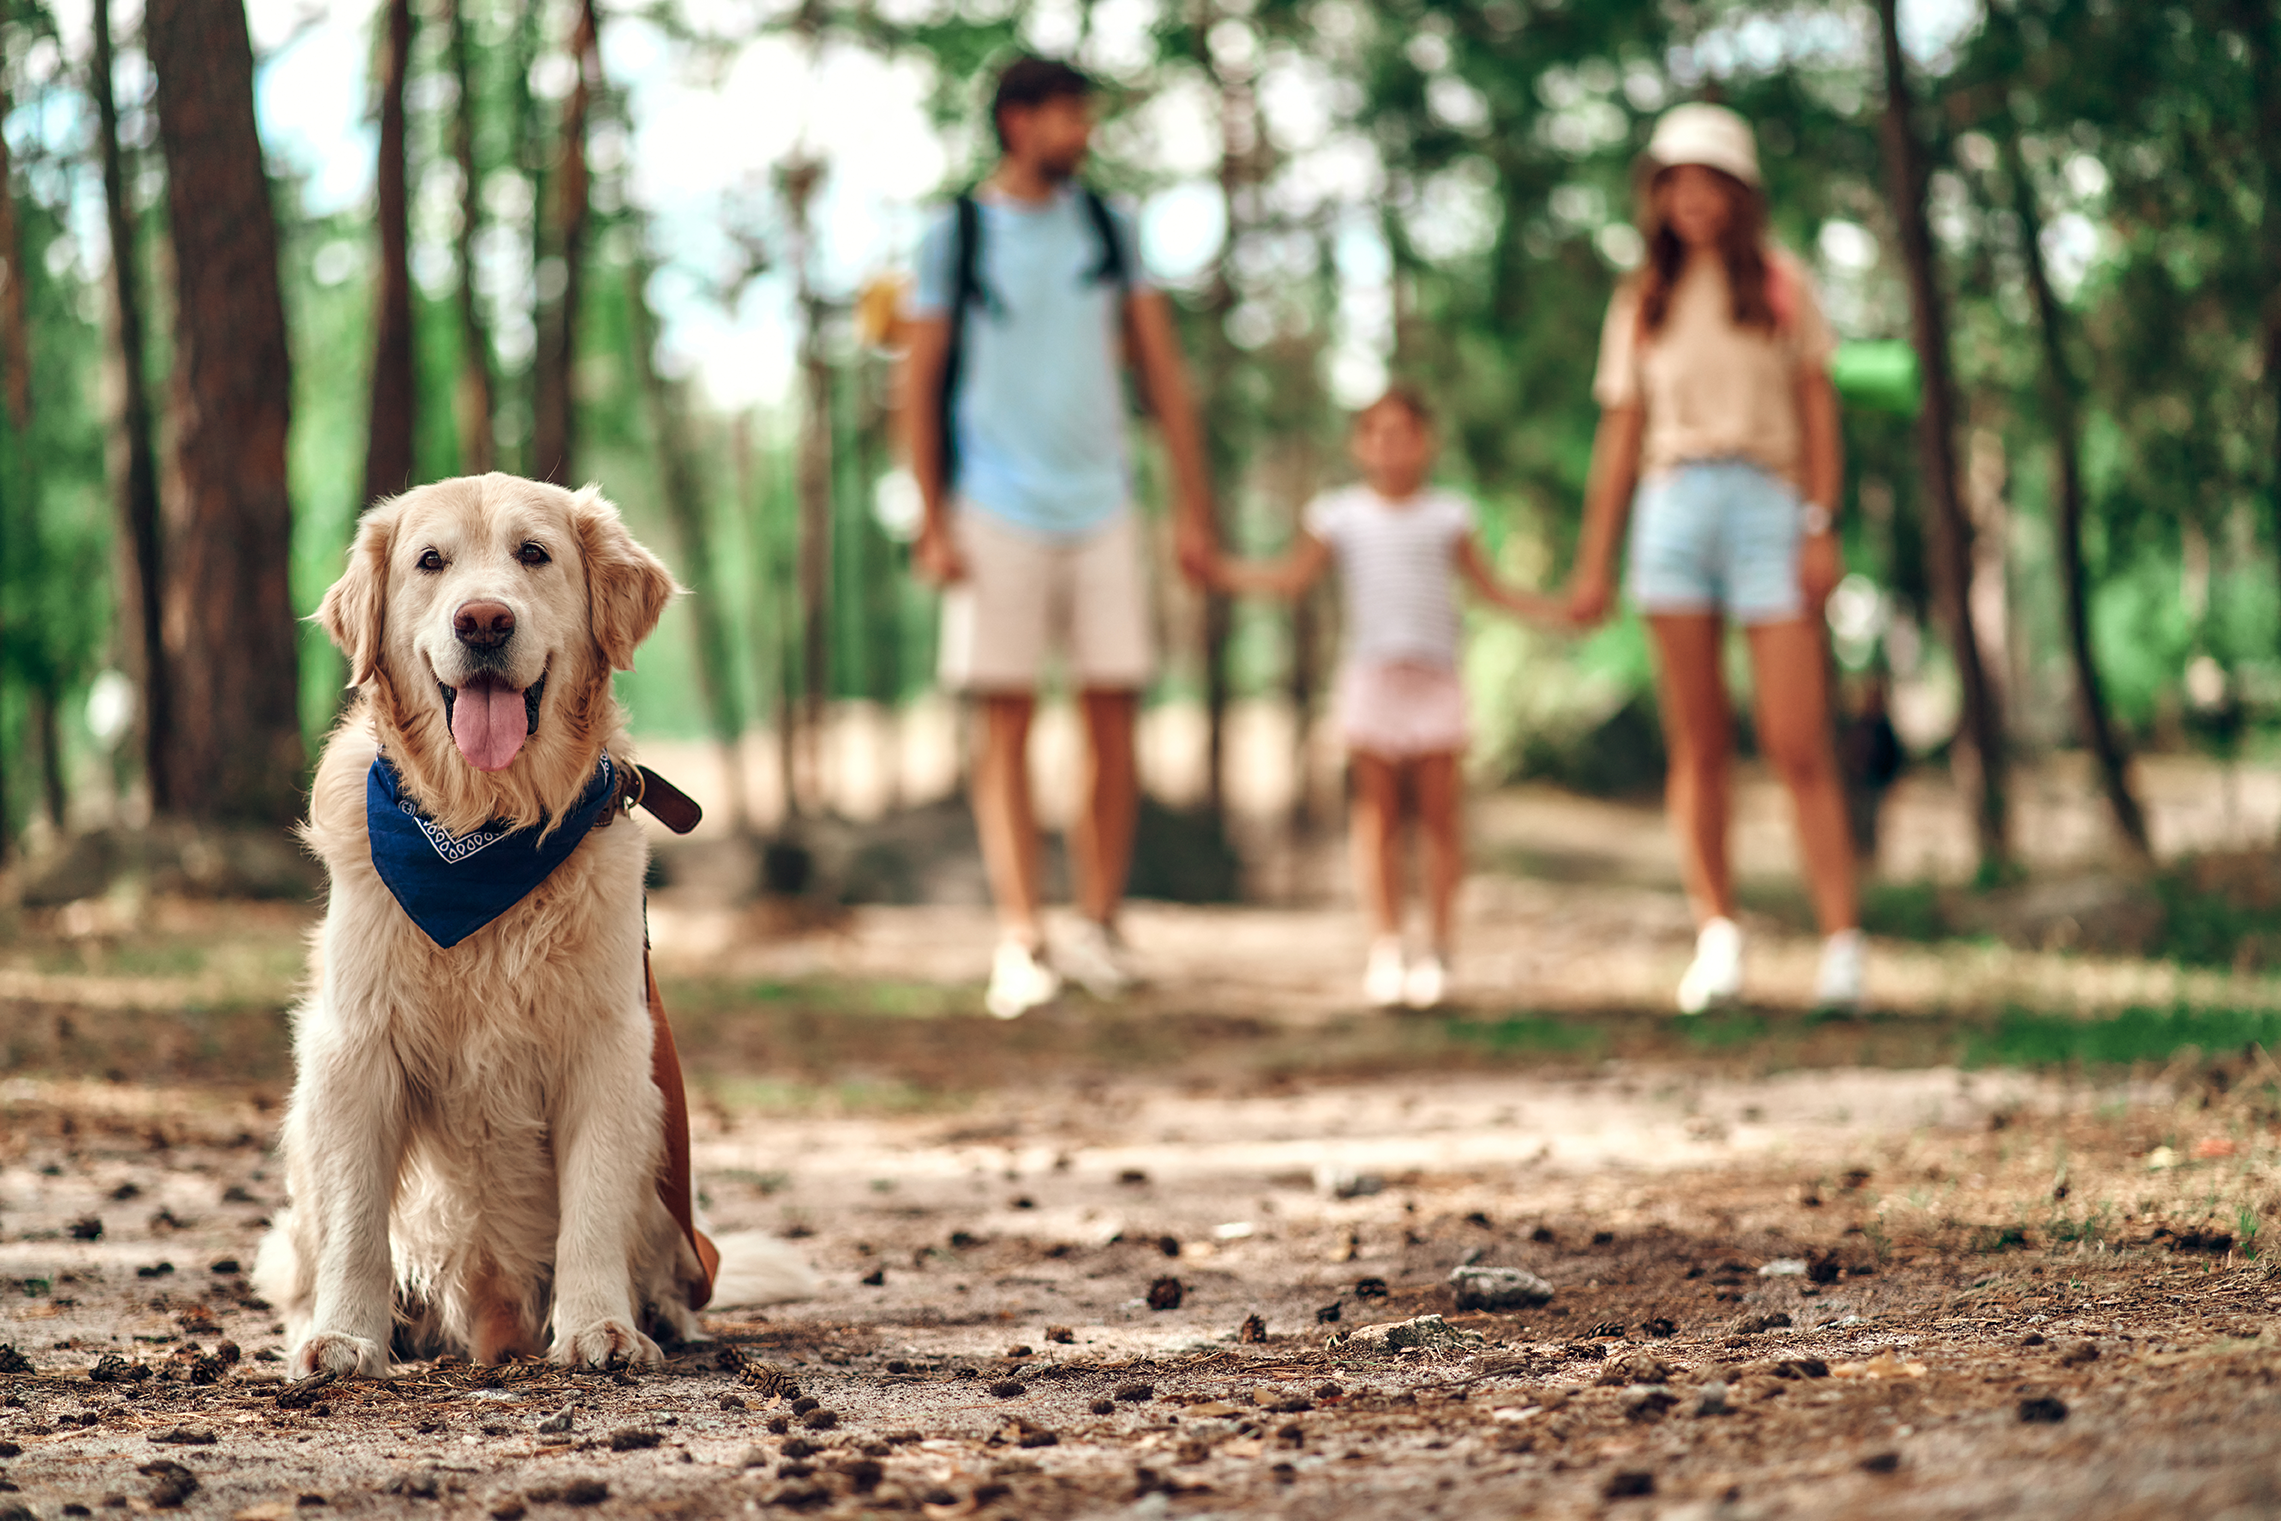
[{"left": 366, "top": 751, "right": 620, "bottom": 949}]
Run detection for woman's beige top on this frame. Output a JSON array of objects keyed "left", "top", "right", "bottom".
[{"left": 1591, "top": 248, "right": 1835, "bottom": 491}]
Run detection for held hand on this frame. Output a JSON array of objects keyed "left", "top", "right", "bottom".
[
  {"left": 1799, "top": 532, "right": 1844, "bottom": 614},
  {"left": 912, "top": 518, "right": 966, "bottom": 586},
  {"left": 1174, "top": 512, "right": 1220, "bottom": 588},
  {"left": 1565, "top": 566, "right": 1616, "bottom": 628},
  {"left": 1512, "top": 590, "right": 1571, "bottom": 629}
]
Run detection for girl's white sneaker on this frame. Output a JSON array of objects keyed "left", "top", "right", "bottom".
[
  {"left": 1403, "top": 955, "right": 1449, "bottom": 1010},
  {"left": 985, "top": 940, "right": 1061, "bottom": 1021},
  {"left": 1363, "top": 938, "right": 1407, "bottom": 1008},
  {"left": 1676, "top": 916, "right": 1743, "bottom": 1015},
  {"left": 1814, "top": 928, "right": 1866, "bottom": 1010}
]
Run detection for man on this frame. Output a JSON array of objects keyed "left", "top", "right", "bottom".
[{"left": 904, "top": 55, "right": 1217, "bottom": 1020}]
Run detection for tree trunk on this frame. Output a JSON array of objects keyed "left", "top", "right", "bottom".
[
  {"left": 734, "top": 411, "right": 793, "bottom": 825},
  {"left": 2231, "top": 1, "right": 2281, "bottom": 629},
  {"left": 148, "top": 0, "right": 304, "bottom": 825},
  {"left": 0, "top": 91, "right": 28, "bottom": 434},
  {"left": 529, "top": 0, "right": 597, "bottom": 486},
  {"left": 2002, "top": 129, "right": 2150, "bottom": 858},
  {"left": 1281, "top": 436, "right": 1323, "bottom": 838},
  {"left": 1200, "top": 8, "right": 1256, "bottom": 824},
  {"left": 507, "top": 0, "right": 542, "bottom": 475},
  {"left": 447, "top": 0, "right": 495, "bottom": 473},
  {"left": 0, "top": 59, "right": 25, "bottom": 857},
  {"left": 0, "top": 82, "right": 64, "bottom": 843},
  {"left": 1874, "top": 0, "right": 2009, "bottom": 871},
  {"left": 625, "top": 252, "right": 750, "bottom": 831},
  {"left": 32, "top": 681, "right": 66, "bottom": 829},
  {"left": 91, "top": 0, "right": 171, "bottom": 811},
  {"left": 781, "top": 155, "right": 831, "bottom": 820},
  {"left": 362, "top": 0, "right": 416, "bottom": 506}
]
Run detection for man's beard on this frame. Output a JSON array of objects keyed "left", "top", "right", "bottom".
[{"left": 1039, "top": 149, "right": 1085, "bottom": 184}]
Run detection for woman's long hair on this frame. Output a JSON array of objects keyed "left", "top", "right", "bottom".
[{"left": 1633, "top": 166, "right": 1775, "bottom": 337}]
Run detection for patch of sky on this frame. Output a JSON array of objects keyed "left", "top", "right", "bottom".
[{"left": 1140, "top": 180, "right": 1227, "bottom": 289}]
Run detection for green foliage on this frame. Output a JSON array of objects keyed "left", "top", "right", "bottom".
[
  {"left": 1971, "top": 1223, "right": 2030, "bottom": 1253},
  {"left": 1958, "top": 1005, "right": 2281, "bottom": 1070},
  {"left": 0, "top": 79, "right": 119, "bottom": 841},
  {"left": 2147, "top": 864, "right": 2281, "bottom": 971},
  {"left": 8, "top": 0, "right": 2281, "bottom": 841},
  {"left": 1443, "top": 1014, "right": 1603, "bottom": 1056},
  {"left": 1856, "top": 880, "right": 1953, "bottom": 943}
]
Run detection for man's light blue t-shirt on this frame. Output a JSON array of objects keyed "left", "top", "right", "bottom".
[{"left": 913, "top": 188, "right": 1146, "bottom": 539}]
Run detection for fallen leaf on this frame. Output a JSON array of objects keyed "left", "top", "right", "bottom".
[{"left": 2193, "top": 1137, "right": 2239, "bottom": 1160}]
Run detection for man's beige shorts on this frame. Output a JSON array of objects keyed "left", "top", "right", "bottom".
[{"left": 938, "top": 503, "right": 1155, "bottom": 693}]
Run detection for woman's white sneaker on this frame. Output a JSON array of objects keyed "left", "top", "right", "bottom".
[
  {"left": 985, "top": 940, "right": 1061, "bottom": 1020},
  {"left": 1056, "top": 918, "right": 1136, "bottom": 998},
  {"left": 1363, "top": 937, "right": 1407, "bottom": 1008},
  {"left": 1814, "top": 928, "right": 1866, "bottom": 1010},
  {"left": 1676, "top": 916, "right": 1743, "bottom": 1015},
  {"left": 1403, "top": 954, "right": 1449, "bottom": 1010}
]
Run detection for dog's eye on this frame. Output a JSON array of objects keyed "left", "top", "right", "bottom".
[
  {"left": 416, "top": 548, "right": 446, "bottom": 573},
  {"left": 517, "top": 541, "right": 551, "bottom": 567}
]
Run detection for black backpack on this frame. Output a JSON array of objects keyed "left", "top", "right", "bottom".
[{"left": 938, "top": 185, "right": 1131, "bottom": 491}]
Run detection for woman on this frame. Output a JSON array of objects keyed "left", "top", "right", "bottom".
[{"left": 1565, "top": 102, "right": 1862, "bottom": 1012}]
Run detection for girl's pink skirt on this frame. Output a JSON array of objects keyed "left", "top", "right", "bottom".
[{"left": 1337, "top": 660, "right": 1470, "bottom": 759}]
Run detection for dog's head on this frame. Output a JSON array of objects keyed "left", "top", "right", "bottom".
[{"left": 317, "top": 475, "right": 678, "bottom": 832}]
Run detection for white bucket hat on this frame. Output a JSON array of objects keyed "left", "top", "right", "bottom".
[{"left": 1639, "top": 102, "right": 1761, "bottom": 188}]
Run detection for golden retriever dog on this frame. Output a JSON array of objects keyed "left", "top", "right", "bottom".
[{"left": 253, "top": 474, "right": 812, "bottom": 1380}]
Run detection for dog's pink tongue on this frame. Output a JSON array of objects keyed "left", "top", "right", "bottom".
[{"left": 450, "top": 682, "right": 527, "bottom": 772}]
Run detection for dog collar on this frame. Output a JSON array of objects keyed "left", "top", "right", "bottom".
[{"left": 366, "top": 750, "right": 619, "bottom": 949}]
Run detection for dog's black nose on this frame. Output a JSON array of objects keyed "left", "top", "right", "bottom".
[{"left": 453, "top": 600, "right": 515, "bottom": 649}]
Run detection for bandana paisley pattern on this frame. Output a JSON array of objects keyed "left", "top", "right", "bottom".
[{"left": 366, "top": 750, "right": 618, "bottom": 950}]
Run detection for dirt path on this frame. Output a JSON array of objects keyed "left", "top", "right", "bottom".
[
  {"left": 5, "top": 1053, "right": 2281, "bottom": 1520},
  {"left": 8, "top": 793, "right": 2281, "bottom": 1519},
  {"left": 644, "top": 885, "right": 2272, "bottom": 1028}
]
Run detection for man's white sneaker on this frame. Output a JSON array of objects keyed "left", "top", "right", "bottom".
[
  {"left": 1403, "top": 954, "right": 1449, "bottom": 1010},
  {"left": 1676, "top": 916, "right": 1744, "bottom": 1015},
  {"left": 985, "top": 940, "right": 1060, "bottom": 1021},
  {"left": 1056, "top": 918, "right": 1136, "bottom": 999},
  {"left": 1814, "top": 928, "right": 1866, "bottom": 1010},
  {"left": 1363, "top": 938, "right": 1407, "bottom": 1008}
]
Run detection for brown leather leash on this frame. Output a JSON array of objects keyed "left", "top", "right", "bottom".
[{"left": 596, "top": 760, "right": 717, "bottom": 1310}]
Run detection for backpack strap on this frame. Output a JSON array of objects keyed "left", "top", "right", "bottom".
[
  {"left": 939, "top": 192, "right": 983, "bottom": 492},
  {"left": 1079, "top": 185, "right": 1130, "bottom": 289}
]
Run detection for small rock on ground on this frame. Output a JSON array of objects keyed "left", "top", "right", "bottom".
[
  {"left": 1336, "top": 1315, "right": 1484, "bottom": 1354},
  {"left": 1448, "top": 1265, "right": 1555, "bottom": 1311}
]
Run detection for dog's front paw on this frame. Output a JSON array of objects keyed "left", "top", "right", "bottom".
[
  {"left": 551, "top": 1320, "right": 663, "bottom": 1371},
  {"left": 290, "top": 1331, "right": 388, "bottom": 1381}
]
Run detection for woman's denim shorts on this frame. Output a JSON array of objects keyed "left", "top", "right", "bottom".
[{"left": 1626, "top": 459, "right": 1805, "bottom": 626}]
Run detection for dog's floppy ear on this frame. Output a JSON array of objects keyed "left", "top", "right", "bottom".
[
  {"left": 571, "top": 486, "right": 680, "bottom": 672},
  {"left": 315, "top": 498, "right": 402, "bottom": 687}
]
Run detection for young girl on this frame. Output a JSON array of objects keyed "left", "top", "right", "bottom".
[{"left": 1209, "top": 388, "right": 1560, "bottom": 1008}]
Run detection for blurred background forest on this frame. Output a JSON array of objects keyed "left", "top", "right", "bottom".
[{"left": 0, "top": 0, "right": 2275, "bottom": 897}]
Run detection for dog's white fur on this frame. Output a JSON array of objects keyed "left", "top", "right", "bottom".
[{"left": 253, "top": 474, "right": 812, "bottom": 1380}]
